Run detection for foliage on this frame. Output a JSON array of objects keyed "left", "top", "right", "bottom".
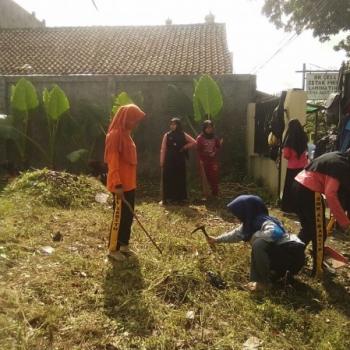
[
  {"left": 43, "top": 85, "right": 70, "bottom": 121},
  {"left": 4, "top": 168, "right": 107, "bottom": 208},
  {"left": 167, "top": 84, "right": 198, "bottom": 134},
  {"left": 66, "top": 149, "right": 89, "bottom": 163},
  {"left": 167, "top": 84, "right": 193, "bottom": 118},
  {"left": 1, "top": 80, "right": 71, "bottom": 168},
  {"left": 193, "top": 74, "right": 223, "bottom": 122},
  {"left": 111, "top": 91, "right": 144, "bottom": 118},
  {"left": 305, "top": 110, "right": 328, "bottom": 142},
  {"left": 261, "top": 0, "right": 350, "bottom": 56},
  {"left": 43, "top": 85, "right": 70, "bottom": 168},
  {"left": 111, "top": 92, "right": 134, "bottom": 116},
  {"left": 0, "top": 115, "right": 18, "bottom": 142},
  {"left": 11, "top": 78, "right": 39, "bottom": 112},
  {"left": 1, "top": 184, "right": 350, "bottom": 349},
  {"left": 167, "top": 75, "right": 224, "bottom": 134},
  {"left": 66, "top": 102, "right": 109, "bottom": 167},
  {"left": 9, "top": 78, "right": 40, "bottom": 163}
]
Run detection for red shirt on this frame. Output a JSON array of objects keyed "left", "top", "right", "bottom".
[
  {"left": 283, "top": 147, "right": 308, "bottom": 169},
  {"left": 196, "top": 134, "right": 221, "bottom": 162},
  {"left": 295, "top": 170, "right": 350, "bottom": 229}
]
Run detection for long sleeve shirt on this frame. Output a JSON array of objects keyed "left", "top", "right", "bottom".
[
  {"left": 295, "top": 170, "right": 350, "bottom": 229},
  {"left": 196, "top": 134, "right": 221, "bottom": 162},
  {"left": 215, "top": 221, "right": 304, "bottom": 246},
  {"left": 160, "top": 132, "right": 196, "bottom": 167},
  {"left": 106, "top": 139, "right": 137, "bottom": 193},
  {"left": 282, "top": 147, "right": 308, "bottom": 169}
]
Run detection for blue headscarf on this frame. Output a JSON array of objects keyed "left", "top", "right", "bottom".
[{"left": 227, "top": 195, "right": 285, "bottom": 242}]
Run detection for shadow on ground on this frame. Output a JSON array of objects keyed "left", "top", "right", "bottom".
[{"left": 103, "top": 256, "right": 155, "bottom": 336}]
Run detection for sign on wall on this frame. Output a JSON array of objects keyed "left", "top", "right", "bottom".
[{"left": 306, "top": 72, "right": 338, "bottom": 100}]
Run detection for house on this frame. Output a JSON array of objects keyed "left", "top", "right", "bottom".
[
  {"left": 0, "top": 13, "right": 256, "bottom": 177},
  {"left": 0, "top": 0, "right": 45, "bottom": 28}
]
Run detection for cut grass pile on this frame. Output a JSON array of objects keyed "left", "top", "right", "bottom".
[
  {"left": 4, "top": 169, "right": 108, "bottom": 208},
  {"left": 0, "top": 172, "right": 350, "bottom": 349}
]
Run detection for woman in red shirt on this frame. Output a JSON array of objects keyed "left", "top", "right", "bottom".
[
  {"left": 196, "top": 120, "right": 222, "bottom": 198},
  {"left": 292, "top": 151, "right": 350, "bottom": 276},
  {"left": 281, "top": 119, "right": 308, "bottom": 213}
]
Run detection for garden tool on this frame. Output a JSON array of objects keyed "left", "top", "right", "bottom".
[
  {"left": 314, "top": 203, "right": 348, "bottom": 273},
  {"left": 206, "top": 271, "right": 227, "bottom": 289},
  {"left": 314, "top": 192, "right": 324, "bottom": 278},
  {"left": 199, "top": 161, "right": 211, "bottom": 198},
  {"left": 122, "top": 198, "right": 163, "bottom": 255},
  {"left": 191, "top": 225, "right": 216, "bottom": 252}
]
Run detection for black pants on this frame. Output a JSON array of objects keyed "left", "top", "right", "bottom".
[
  {"left": 108, "top": 190, "right": 135, "bottom": 252},
  {"left": 250, "top": 239, "right": 305, "bottom": 284},
  {"left": 281, "top": 168, "right": 303, "bottom": 213},
  {"left": 292, "top": 181, "right": 326, "bottom": 272}
]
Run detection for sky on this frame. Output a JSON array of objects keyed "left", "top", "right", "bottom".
[{"left": 14, "top": 0, "right": 348, "bottom": 94}]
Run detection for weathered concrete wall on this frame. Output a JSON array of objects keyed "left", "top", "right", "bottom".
[
  {"left": 0, "top": 74, "right": 256, "bottom": 178},
  {"left": 0, "top": 0, "right": 44, "bottom": 28}
]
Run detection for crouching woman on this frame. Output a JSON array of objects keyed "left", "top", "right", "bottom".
[{"left": 207, "top": 195, "right": 305, "bottom": 291}]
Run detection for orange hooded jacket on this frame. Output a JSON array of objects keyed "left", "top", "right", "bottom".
[{"left": 104, "top": 104, "right": 145, "bottom": 193}]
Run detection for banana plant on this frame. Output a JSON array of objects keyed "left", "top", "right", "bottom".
[
  {"left": 10, "top": 78, "right": 39, "bottom": 163},
  {"left": 193, "top": 74, "right": 223, "bottom": 122},
  {"left": 43, "top": 85, "right": 70, "bottom": 168},
  {"left": 0, "top": 114, "right": 48, "bottom": 165},
  {"left": 110, "top": 91, "right": 144, "bottom": 119},
  {"left": 167, "top": 84, "right": 198, "bottom": 135}
]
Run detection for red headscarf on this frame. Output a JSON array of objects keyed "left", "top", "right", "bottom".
[{"left": 104, "top": 104, "right": 145, "bottom": 165}]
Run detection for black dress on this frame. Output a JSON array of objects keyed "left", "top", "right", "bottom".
[
  {"left": 281, "top": 167, "right": 302, "bottom": 213},
  {"left": 163, "top": 130, "right": 188, "bottom": 202}
]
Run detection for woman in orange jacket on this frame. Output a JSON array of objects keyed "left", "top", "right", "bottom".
[{"left": 104, "top": 104, "right": 146, "bottom": 261}]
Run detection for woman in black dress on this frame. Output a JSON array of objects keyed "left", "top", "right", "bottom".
[{"left": 160, "top": 118, "right": 196, "bottom": 204}]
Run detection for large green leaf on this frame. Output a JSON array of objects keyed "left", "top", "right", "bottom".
[
  {"left": 47, "top": 85, "right": 70, "bottom": 121},
  {"left": 66, "top": 149, "right": 89, "bottom": 163},
  {"left": 111, "top": 92, "right": 134, "bottom": 116},
  {"left": 193, "top": 75, "right": 223, "bottom": 121},
  {"left": 11, "top": 78, "right": 39, "bottom": 112},
  {"left": 193, "top": 94, "right": 202, "bottom": 122},
  {"left": 42, "top": 88, "right": 50, "bottom": 114}
]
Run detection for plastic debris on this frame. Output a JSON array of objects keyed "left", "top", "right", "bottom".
[
  {"left": 95, "top": 193, "right": 109, "bottom": 204},
  {"left": 243, "top": 336, "right": 262, "bottom": 349},
  {"left": 186, "top": 310, "right": 195, "bottom": 320},
  {"left": 39, "top": 246, "right": 55, "bottom": 255}
]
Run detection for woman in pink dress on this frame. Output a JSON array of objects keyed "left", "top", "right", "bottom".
[{"left": 196, "top": 120, "right": 222, "bottom": 197}]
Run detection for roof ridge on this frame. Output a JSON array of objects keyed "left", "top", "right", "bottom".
[{"left": 0, "top": 23, "right": 226, "bottom": 31}]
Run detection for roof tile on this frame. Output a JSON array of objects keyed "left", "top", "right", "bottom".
[{"left": 0, "top": 24, "right": 232, "bottom": 75}]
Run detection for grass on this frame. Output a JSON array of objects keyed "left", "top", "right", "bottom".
[{"left": 0, "top": 175, "right": 350, "bottom": 349}]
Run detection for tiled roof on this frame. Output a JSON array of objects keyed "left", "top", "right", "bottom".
[{"left": 0, "top": 24, "right": 232, "bottom": 75}]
